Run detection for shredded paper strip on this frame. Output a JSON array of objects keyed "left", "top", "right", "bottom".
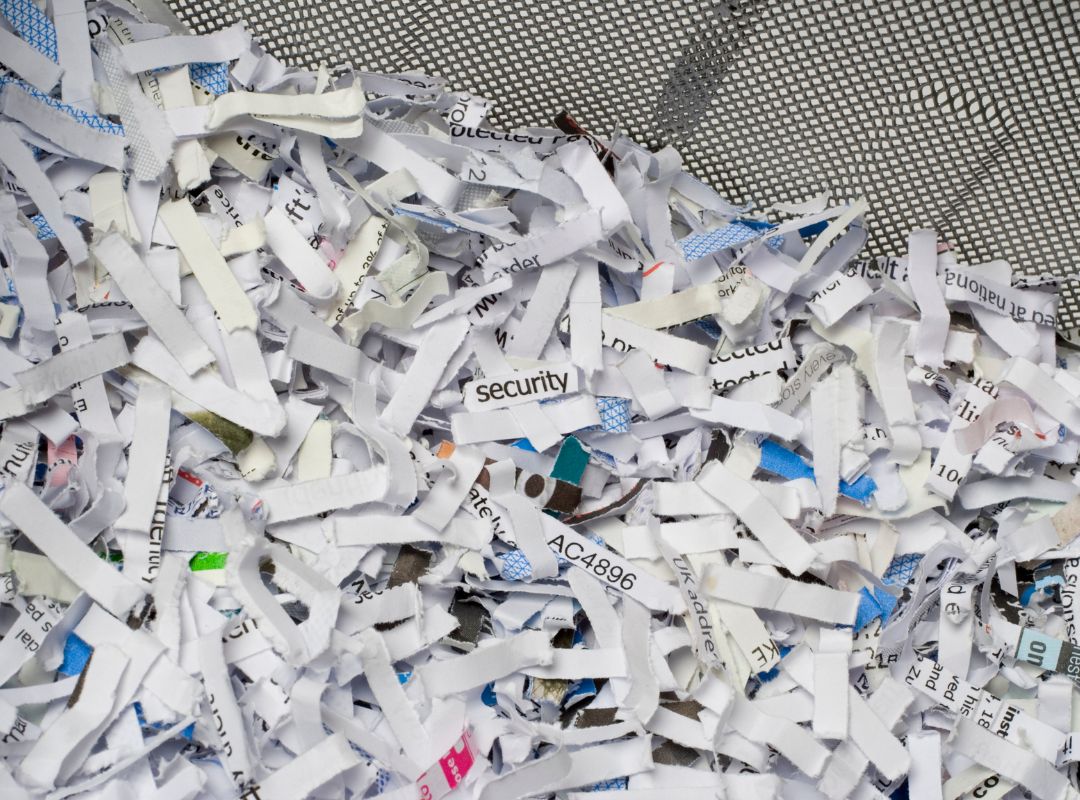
[{"left": 0, "top": 3, "right": 1079, "bottom": 799}]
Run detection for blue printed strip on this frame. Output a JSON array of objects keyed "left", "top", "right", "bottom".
[
  {"left": 757, "top": 644, "right": 794, "bottom": 682},
  {"left": 693, "top": 316, "right": 724, "bottom": 339},
  {"left": 677, "top": 220, "right": 774, "bottom": 261},
  {"left": 134, "top": 701, "right": 195, "bottom": 739},
  {"left": 1021, "top": 575, "right": 1065, "bottom": 607},
  {"left": 840, "top": 476, "right": 877, "bottom": 504},
  {"left": 30, "top": 212, "right": 83, "bottom": 238},
  {"left": 29, "top": 213, "right": 55, "bottom": 240},
  {"left": 393, "top": 206, "right": 460, "bottom": 233},
  {"left": 595, "top": 396, "right": 630, "bottom": 433},
  {"left": 584, "top": 778, "right": 628, "bottom": 792},
  {"left": 498, "top": 547, "right": 540, "bottom": 581},
  {"left": 0, "top": 77, "right": 125, "bottom": 135},
  {"left": 854, "top": 586, "right": 899, "bottom": 630},
  {"left": 1, "top": 0, "right": 58, "bottom": 62},
  {"left": 146, "top": 62, "right": 229, "bottom": 93},
  {"left": 499, "top": 532, "right": 605, "bottom": 581},
  {"left": 565, "top": 677, "right": 596, "bottom": 703},
  {"left": 758, "top": 440, "right": 877, "bottom": 504},
  {"left": 188, "top": 62, "right": 230, "bottom": 95},
  {"left": 883, "top": 553, "right": 922, "bottom": 586},
  {"left": 58, "top": 632, "right": 93, "bottom": 676},
  {"left": 853, "top": 553, "right": 922, "bottom": 631}
]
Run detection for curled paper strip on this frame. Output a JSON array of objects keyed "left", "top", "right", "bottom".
[{"left": 0, "top": 5, "right": 1077, "bottom": 799}]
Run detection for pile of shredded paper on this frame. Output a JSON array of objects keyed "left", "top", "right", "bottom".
[{"left": 2, "top": 3, "right": 1080, "bottom": 799}]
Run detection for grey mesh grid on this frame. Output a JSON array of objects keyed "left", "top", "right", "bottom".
[{"left": 165, "top": 0, "right": 1080, "bottom": 328}]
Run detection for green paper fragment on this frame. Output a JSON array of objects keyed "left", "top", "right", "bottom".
[
  {"left": 188, "top": 411, "right": 253, "bottom": 454},
  {"left": 190, "top": 552, "right": 228, "bottom": 571}
]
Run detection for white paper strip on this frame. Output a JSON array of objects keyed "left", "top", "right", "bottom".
[
  {"left": 696, "top": 460, "right": 817, "bottom": 575},
  {"left": 94, "top": 232, "right": 214, "bottom": 375},
  {"left": 703, "top": 564, "right": 859, "bottom": 625},
  {"left": 158, "top": 199, "right": 258, "bottom": 331},
  {"left": 0, "top": 483, "right": 145, "bottom": 616}
]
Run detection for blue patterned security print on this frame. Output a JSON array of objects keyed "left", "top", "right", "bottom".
[
  {"left": 678, "top": 220, "right": 769, "bottom": 261},
  {"left": 882, "top": 552, "right": 923, "bottom": 587},
  {"left": 189, "top": 62, "right": 231, "bottom": 95},
  {"left": 29, "top": 214, "right": 55, "bottom": 240},
  {"left": 596, "top": 396, "right": 631, "bottom": 433},
  {"left": 0, "top": 77, "right": 125, "bottom": 135},
  {"left": 1, "top": 0, "right": 59, "bottom": 61},
  {"left": 499, "top": 532, "right": 607, "bottom": 581},
  {"left": 584, "top": 777, "right": 628, "bottom": 791}
]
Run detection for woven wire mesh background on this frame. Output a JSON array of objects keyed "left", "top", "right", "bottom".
[{"left": 166, "top": 0, "right": 1080, "bottom": 327}]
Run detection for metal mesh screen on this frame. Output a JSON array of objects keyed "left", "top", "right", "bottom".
[{"left": 165, "top": 0, "right": 1080, "bottom": 327}]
